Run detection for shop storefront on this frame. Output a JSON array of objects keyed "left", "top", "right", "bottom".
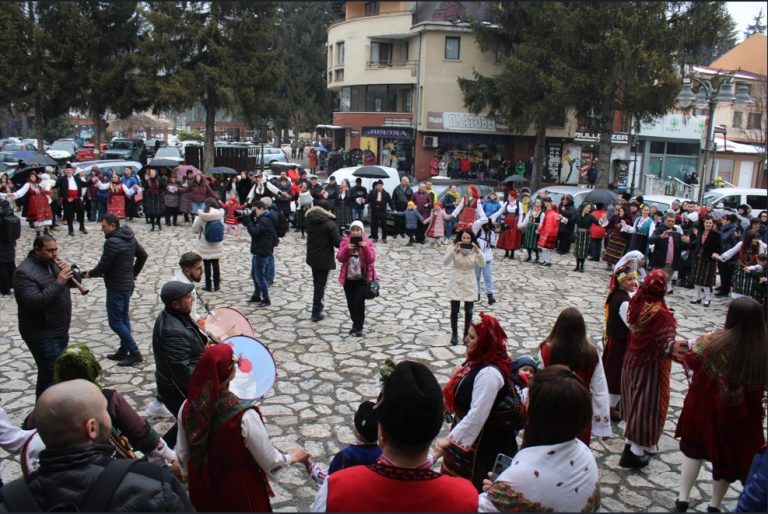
[
  {"left": 553, "top": 132, "right": 631, "bottom": 186},
  {"left": 638, "top": 114, "right": 706, "bottom": 190},
  {"left": 360, "top": 126, "right": 414, "bottom": 172}
]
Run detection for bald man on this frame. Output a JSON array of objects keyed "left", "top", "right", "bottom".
[{"left": 0, "top": 380, "right": 193, "bottom": 512}]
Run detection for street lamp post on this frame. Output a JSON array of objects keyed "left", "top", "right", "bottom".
[{"left": 675, "top": 74, "right": 753, "bottom": 204}]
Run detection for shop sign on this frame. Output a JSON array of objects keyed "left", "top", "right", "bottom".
[
  {"left": 362, "top": 126, "right": 413, "bottom": 139},
  {"left": 574, "top": 131, "right": 629, "bottom": 144},
  {"left": 639, "top": 114, "right": 705, "bottom": 140},
  {"left": 426, "top": 111, "right": 508, "bottom": 133},
  {"left": 350, "top": 130, "right": 360, "bottom": 137}
]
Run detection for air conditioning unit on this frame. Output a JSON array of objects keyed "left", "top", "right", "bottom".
[{"left": 423, "top": 136, "right": 438, "bottom": 148}]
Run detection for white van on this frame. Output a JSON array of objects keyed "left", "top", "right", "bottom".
[{"left": 702, "top": 187, "right": 767, "bottom": 215}]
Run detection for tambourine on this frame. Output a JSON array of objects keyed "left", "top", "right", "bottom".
[
  {"left": 224, "top": 335, "right": 277, "bottom": 403},
  {"left": 206, "top": 307, "right": 255, "bottom": 341}
]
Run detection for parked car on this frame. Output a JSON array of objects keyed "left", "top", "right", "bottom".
[
  {"left": 632, "top": 194, "right": 691, "bottom": 214},
  {"left": 47, "top": 139, "right": 78, "bottom": 161},
  {"left": 254, "top": 146, "right": 289, "bottom": 167},
  {"left": 531, "top": 185, "right": 594, "bottom": 207},
  {"left": 20, "top": 138, "right": 47, "bottom": 151},
  {"left": 74, "top": 143, "right": 99, "bottom": 162},
  {"left": 2, "top": 142, "right": 38, "bottom": 152},
  {"left": 153, "top": 146, "right": 184, "bottom": 164},
  {"left": 702, "top": 187, "right": 767, "bottom": 216},
  {"left": 102, "top": 138, "right": 147, "bottom": 164},
  {"left": 73, "top": 160, "right": 145, "bottom": 216}
]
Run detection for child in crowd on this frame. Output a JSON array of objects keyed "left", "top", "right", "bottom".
[
  {"left": 481, "top": 193, "right": 501, "bottom": 219},
  {"left": 426, "top": 202, "right": 451, "bottom": 246},
  {"left": 219, "top": 196, "right": 247, "bottom": 236},
  {"left": 304, "top": 401, "right": 382, "bottom": 484},
  {"left": 510, "top": 355, "right": 537, "bottom": 404},
  {"left": 395, "top": 201, "right": 424, "bottom": 246},
  {"left": 296, "top": 182, "right": 313, "bottom": 239}
]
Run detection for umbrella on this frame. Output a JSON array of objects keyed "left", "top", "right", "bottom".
[
  {"left": 315, "top": 144, "right": 328, "bottom": 153},
  {"left": 584, "top": 188, "right": 619, "bottom": 205},
  {"left": 148, "top": 158, "right": 181, "bottom": 168},
  {"left": 502, "top": 175, "right": 528, "bottom": 184},
  {"left": 10, "top": 166, "right": 48, "bottom": 186},
  {"left": 175, "top": 164, "right": 202, "bottom": 180},
  {"left": 12, "top": 151, "right": 57, "bottom": 166},
  {"left": 352, "top": 166, "right": 390, "bottom": 179},
  {"left": 207, "top": 166, "right": 237, "bottom": 175}
]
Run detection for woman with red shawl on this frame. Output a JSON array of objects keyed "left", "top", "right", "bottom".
[
  {"left": 619, "top": 269, "right": 678, "bottom": 469},
  {"left": 176, "top": 344, "right": 310, "bottom": 512},
  {"left": 451, "top": 185, "right": 486, "bottom": 233},
  {"left": 435, "top": 312, "right": 524, "bottom": 491},
  {"left": 0, "top": 171, "right": 53, "bottom": 235}
]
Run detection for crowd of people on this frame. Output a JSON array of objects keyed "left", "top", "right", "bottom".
[{"left": 0, "top": 160, "right": 766, "bottom": 512}]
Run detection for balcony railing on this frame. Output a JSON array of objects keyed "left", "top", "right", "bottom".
[{"left": 365, "top": 59, "right": 418, "bottom": 69}]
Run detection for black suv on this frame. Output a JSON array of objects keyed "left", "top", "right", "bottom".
[{"left": 102, "top": 138, "right": 147, "bottom": 164}]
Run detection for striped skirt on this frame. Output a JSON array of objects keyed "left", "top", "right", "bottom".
[
  {"left": 621, "top": 355, "right": 671, "bottom": 449},
  {"left": 733, "top": 268, "right": 759, "bottom": 298},
  {"left": 691, "top": 249, "right": 717, "bottom": 287},
  {"left": 522, "top": 222, "right": 540, "bottom": 250},
  {"left": 574, "top": 228, "right": 590, "bottom": 259},
  {"left": 603, "top": 232, "right": 629, "bottom": 264}
]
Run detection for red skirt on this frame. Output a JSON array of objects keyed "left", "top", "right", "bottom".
[
  {"left": 496, "top": 214, "right": 521, "bottom": 250},
  {"left": 537, "top": 231, "right": 557, "bottom": 249},
  {"left": 27, "top": 193, "right": 52, "bottom": 223},
  {"left": 455, "top": 207, "right": 477, "bottom": 232},
  {"left": 108, "top": 194, "right": 126, "bottom": 219}
]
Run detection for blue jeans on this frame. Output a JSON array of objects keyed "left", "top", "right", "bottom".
[
  {"left": 26, "top": 335, "right": 69, "bottom": 399},
  {"left": 251, "top": 255, "right": 270, "bottom": 300},
  {"left": 445, "top": 217, "right": 457, "bottom": 238},
  {"left": 190, "top": 201, "right": 205, "bottom": 215},
  {"left": 106, "top": 290, "right": 139, "bottom": 354},
  {"left": 94, "top": 196, "right": 108, "bottom": 221},
  {"left": 352, "top": 206, "right": 365, "bottom": 222},
  {"left": 475, "top": 260, "right": 494, "bottom": 294},
  {"left": 266, "top": 255, "right": 275, "bottom": 284}
]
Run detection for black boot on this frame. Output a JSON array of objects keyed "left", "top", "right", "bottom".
[
  {"left": 535, "top": 251, "right": 540, "bottom": 263},
  {"left": 450, "top": 333, "right": 458, "bottom": 346},
  {"left": 510, "top": 251, "right": 515, "bottom": 259},
  {"left": 618, "top": 444, "right": 649, "bottom": 469},
  {"left": 525, "top": 250, "right": 532, "bottom": 262},
  {"left": 504, "top": 250, "right": 510, "bottom": 258},
  {"left": 487, "top": 294, "right": 496, "bottom": 305}
]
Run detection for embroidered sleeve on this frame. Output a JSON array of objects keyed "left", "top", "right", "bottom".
[
  {"left": 589, "top": 354, "right": 612, "bottom": 437},
  {"left": 241, "top": 409, "right": 290, "bottom": 474},
  {"left": 310, "top": 479, "right": 329, "bottom": 512},
  {"left": 448, "top": 367, "right": 504, "bottom": 450},
  {"left": 481, "top": 481, "right": 552, "bottom": 512}
]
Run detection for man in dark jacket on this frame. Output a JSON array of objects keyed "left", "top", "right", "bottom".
[
  {"left": 350, "top": 178, "right": 367, "bottom": 222},
  {"left": 367, "top": 180, "right": 392, "bottom": 243},
  {"left": 242, "top": 200, "right": 277, "bottom": 305},
  {"left": 391, "top": 176, "right": 413, "bottom": 238},
  {"left": 648, "top": 212, "right": 688, "bottom": 294},
  {"left": 0, "top": 379, "right": 193, "bottom": 512},
  {"left": 308, "top": 176, "right": 325, "bottom": 206},
  {"left": 716, "top": 214, "right": 742, "bottom": 297},
  {"left": 152, "top": 280, "right": 207, "bottom": 448},
  {"left": 306, "top": 200, "right": 341, "bottom": 322},
  {"left": 84, "top": 214, "right": 148, "bottom": 367},
  {"left": 12, "top": 235, "right": 74, "bottom": 399},
  {"left": 0, "top": 200, "right": 19, "bottom": 295},
  {"left": 55, "top": 165, "right": 89, "bottom": 236}
]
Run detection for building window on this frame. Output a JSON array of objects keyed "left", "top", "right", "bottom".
[
  {"left": 367, "top": 85, "right": 387, "bottom": 112},
  {"left": 364, "top": 2, "right": 379, "bottom": 16},
  {"left": 335, "top": 69, "right": 344, "bottom": 81},
  {"left": 371, "top": 42, "right": 392, "bottom": 66},
  {"left": 445, "top": 36, "right": 460, "bottom": 60},
  {"left": 336, "top": 42, "right": 345, "bottom": 65},
  {"left": 732, "top": 111, "right": 743, "bottom": 129},
  {"left": 715, "top": 159, "right": 734, "bottom": 183},
  {"left": 747, "top": 112, "right": 762, "bottom": 130}
]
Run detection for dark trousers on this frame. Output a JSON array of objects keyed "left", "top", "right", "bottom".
[
  {"left": 93, "top": 196, "right": 108, "bottom": 221},
  {"left": 204, "top": 259, "right": 220, "bottom": 289},
  {"left": 0, "top": 260, "right": 15, "bottom": 294},
  {"left": 589, "top": 237, "right": 603, "bottom": 260},
  {"left": 343, "top": 279, "right": 366, "bottom": 331},
  {"left": 450, "top": 300, "right": 474, "bottom": 339},
  {"left": 394, "top": 210, "right": 407, "bottom": 236},
  {"left": 311, "top": 268, "right": 329, "bottom": 317},
  {"left": 125, "top": 197, "right": 136, "bottom": 219},
  {"left": 164, "top": 207, "right": 179, "bottom": 225},
  {"left": 84, "top": 196, "right": 93, "bottom": 221},
  {"left": 416, "top": 220, "right": 427, "bottom": 243},
  {"left": 406, "top": 228, "right": 417, "bottom": 243},
  {"left": 62, "top": 199, "right": 85, "bottom": 232},
  {"left": 26, "top": 335, "right": 69, "bottom": 399},
  {"left": 158, "top": 384, "right": 186, "bottom": 449},
  {"left": 717, "top": 260, "right": 735, "bottom": 294},
  {"left": 557, "top": 230, "right": 573, "bottom": 254},
  {"left": 370, "top": 209, "right": 387, "bottom": 241}
]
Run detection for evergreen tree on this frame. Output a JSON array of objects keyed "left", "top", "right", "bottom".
[
  {"left": 744, "top": 8, "right": 766, "bottom": 39},
  {"left": 669, "top": 2, "right": 738, "bottom": 70}
]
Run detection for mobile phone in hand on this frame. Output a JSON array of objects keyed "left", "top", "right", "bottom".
[
  {"left": 460, "top": 243, "right": 473, "bottom": 250},
  {"left": 350, "top": 236, "right": 362, "bottom": 246},
  {"left": 490, "top": 453, "right": 514, "bottom": 480}
]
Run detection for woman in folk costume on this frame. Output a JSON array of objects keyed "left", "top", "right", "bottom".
[
  {"left": 100, "top": 172, "right": 137, "bottom": 219},
  {"left": 601, "top": 269, "right": 637, "bottom": 422},
  {"left": 621, "top": 204, "right": 654, "bottom": 254},
  {"left": 437, "top": 312, "right": 524, "bottom": 492},
  {"left": 333, "top": 178, "right": 353, "bottom": 232},
  {"left": 519, "top": 197, "right": 544, "bottom": 263},
  {"left": 219, "top": 195, "right": 247, "bottom": 236},
  {"left": 673, "top": 298, "right": 767, "bottom": 513},
  {"left": 608, "top": 250, "right": 647, "bottom": 291},
  {"left": 572, "top": 202, "right": 594, "bottom": 272},
  {"left": 713, "top": 229, "right": 767, "bottom": 299},
  {"left": 451, "top": 184, "right": 486, "bottom": 233},
  {"left": 536, "top": 200, "right": 560, "bottom": 267},
  {"left": 688, "top": 215, "right": 722, "bottom": 307},
  {"left": 478, "top": 366, "right": 600, "bottom": 513},
  {"left": 177, "top": 344, "right": 309, "bottom": 512},
  {"left": 603, "top": 203, "right": 632, "bottom": 268},
  {"left": 491, "top": 191, "right": 523, "bottom": 259},
  {"left": 142, "top": 168, "right": 166, "bottom": 231},
  {"left": 0, "top": 171, "right": 53, "bottom": 236},
  {"left": 536, "top": 307, "right": 611, "bottom": 444},
  {"left": 619, "top": 269, "right": 678, "bottom": 469}
]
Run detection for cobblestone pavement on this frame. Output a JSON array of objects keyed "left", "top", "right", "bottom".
[{"left": 0, "top": 216, "right": 747, "bottom": 512}]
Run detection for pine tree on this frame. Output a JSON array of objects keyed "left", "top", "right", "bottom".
[
  {"left": 669, "top": 2, "right": 738, "bottom": 70},
  {"left": 744, "top": 8, "right": 766, "bottom": 39}
]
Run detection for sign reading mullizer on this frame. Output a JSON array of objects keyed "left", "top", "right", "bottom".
[{"left": 361, "top": 126, "right": 414, "bottom": 139}]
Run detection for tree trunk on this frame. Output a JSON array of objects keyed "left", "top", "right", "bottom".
[
  {"left": 92, "top": 111, "right": 102, "bottom": 151},
  {"left": 531, "top": 114, "right": 547, "bottom": 192},
  {"left": 203, "top": 88, "right": 216, "bottom": 171},
  {"left": 596, "top": 102, "right": 615, "bottom": 188},
  {"left": 35, "top": 99, "right": 45, "bottom": 157}
]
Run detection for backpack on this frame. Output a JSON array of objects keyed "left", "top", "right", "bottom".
[
  {"left": 274, "top": 210, "right": 289, "bottom": 238},
  {"left": 203, "top": 219, "right": 224, "bottom": 243},
  {"left": 0, "top": 213, "right": 21, "bottom": 242}
]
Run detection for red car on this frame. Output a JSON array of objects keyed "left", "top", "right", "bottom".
[{"left": 74, "top": 143, "right": 99, "bottom": 162}]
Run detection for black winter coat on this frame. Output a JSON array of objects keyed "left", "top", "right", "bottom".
[
  {"left": 0, "top": 204, "right": 16, "bottom": 263},
  {"left": 305, "top": 206, "right": 341, "bottom": 270},
  {"left": 367, "top": 189, "right": 392, "bottom": 213},
  {"left": 12, "top": 253, "right": 72, "bottom": 341},
  {"left": 392, "top": 185, "right": 413, "bottom": 211},
  {"left": 648, "top": 226, "right": 687, "bottom": 271},
  {"left": 244, "top": 212, "right": 277, "bottom": 256},
  {"left": 55, "top": 175, "right": 88, "bottom": 202},
  {"left": 88, "top": 226, "right": 148, "bottom": 292},
  {"left": 152, "top": 307, "right": 207, "bottom": 402},
  {"left": 558, "top": 203, "right": 576, "bottom": 235},
  {"left": 0, "top": 444, "right": 192, "bottom": 511},
  {"left": 689, "top": 229, "right": 723, "bottom": 261}
]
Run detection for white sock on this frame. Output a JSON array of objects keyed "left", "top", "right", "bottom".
[
  {"left": 695, "top": 286, "right": 702, "bottom": 300},
  {"left": 703, "top": 287, "right": 711, "bottom": 302},
  {"left": 710, "top": 479, "right": 729, "bottom": 509},
  {"left": 678, "top": 456, "right": 702, "bottom": 502}
]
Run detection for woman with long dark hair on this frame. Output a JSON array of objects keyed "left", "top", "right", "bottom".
[
  {"left": 478, "top": 365, "right": 600, "bottom": 512},
  {"left": 556, "top": 194, "right": 576, "bottom": 255},
  {"left": 142, "top": 168, "right": 165, "bottom": 231},
  {"left": 689, "top": 215, "right": 722, "bottom": 307},
  {"left": 603, "top": 203, "right": 631, "bottom": 268},
  {"left": 713, "top": 229, "right": 767, "bottom": 299},
  {"left": 537, "top": 307, "right": 611, "bottom": 443},
  {"left": 444, "top": 229, "right": 486, "bottom": 345},
  {"left": 673, "top": 297, "right": 767, "bottom": 513}
]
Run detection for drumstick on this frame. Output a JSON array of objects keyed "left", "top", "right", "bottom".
[{"left": 195, "top": 288, "right": 212, "bottom": 316}]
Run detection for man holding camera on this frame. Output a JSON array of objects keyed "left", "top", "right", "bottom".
[
  {"left": 648, "top": 212, "right": 688, "bottom": 294},
  {"left": 241, "top": 201, "right": 278, "bottom": 306}
]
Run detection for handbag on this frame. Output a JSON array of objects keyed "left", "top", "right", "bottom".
[{"left": 364, "top": 278, "right": 380, "bottom": 300}]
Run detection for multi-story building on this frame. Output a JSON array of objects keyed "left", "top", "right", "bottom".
[{"left": 326, "top": 1, "right": 579, "bottom": 181}]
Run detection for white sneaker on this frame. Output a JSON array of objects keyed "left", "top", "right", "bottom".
[{"left": 146, "top": 399, "right": 174, "bottom": 418}]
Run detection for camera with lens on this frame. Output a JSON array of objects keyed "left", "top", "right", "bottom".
[{"left": 234, "top": 208, "right": 254, "bottom": 220}]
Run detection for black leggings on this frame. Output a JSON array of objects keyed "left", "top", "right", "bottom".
[
  {"left": 343, "top": 279, "right": 366, "bottom": 331},
  {"left": 204, "top": 259, "right": 220, "bottom": 289},
  {"left": 450, "top": 300, "right": 474, "bottom": 339},
  {"left": 164, "top": 207, "right": 179, "bottom": 225}
]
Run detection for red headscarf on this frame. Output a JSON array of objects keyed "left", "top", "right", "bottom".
[
  {"left": 626, "top": 269, "right": 677, "bottom": 363},
  {"left": 443, "top": 312, "right": 513, "bottom": 413}
]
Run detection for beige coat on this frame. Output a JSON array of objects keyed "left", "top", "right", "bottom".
[
  {"left": 444, "top": 247, "right": 486, "bottom": 302},
  {"left": 191, "top": 208, "right": 225, "bottom": 260}
]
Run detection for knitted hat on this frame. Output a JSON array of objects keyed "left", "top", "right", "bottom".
[
  {"left": 350, "top": 220, "right": 364, "bottom": 232},
  {"left": 54, "top": 344, "right": 103, "bottom": 387},
  {"left": 375, "top": 360, "right": 443, "bottom": 446},
  {"left": 354, "top": 401, "right": 379, "bottom": 443}
]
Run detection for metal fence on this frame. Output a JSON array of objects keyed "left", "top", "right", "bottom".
[{"left": 184, "top": 146, "right": 258, "bottom": 172}]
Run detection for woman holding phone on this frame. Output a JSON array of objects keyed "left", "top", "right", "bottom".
[
  {"left": 336, "top": 220, "right": 378, "bottom": 337},
  {"left": 444, "top": 229, "right": 486, "bottom": 345}
]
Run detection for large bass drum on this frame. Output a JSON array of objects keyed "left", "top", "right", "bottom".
[
  {"left": 223, "top": 335, "right": 277, "bottom": 403},
  {"left": 206, "top": 307, "right": 255, "bottom": 341}
]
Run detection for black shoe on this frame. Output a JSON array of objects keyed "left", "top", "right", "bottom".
[
  {"left": 705, "top": 507, "right": 720, "bottom": 513},
  {"left": 525, "top": 255, "right": 532, "bottom": 262},
  {"left": 573, "top": 266, "right": 580, "bottom": 272},
  {"left": 579, "top": 268, "right": 584, "bottom": 273},
  {"left": 214, "top": 286, "right": 220, "bottom": 292},
  {"left": 352, "top": 330, "right": 363, "bottom": 337},
  {"left": 487, "top": 294, "right": 496, "bottom": 305},
  {"left": 348, "top": 328, "right": 356, "bottom": 335},
  {"left": 68, "top": 231, "right": 74, "bottom": 237},
  {"left": 202, "top": 286, "right": 213, "bottom": 292},
  {"left": 117, "top": 352, "right": 144, "bottom": 367},
  {"left": 258, "top": 298, "right": 271, "bottom": 307},
  {"left": 79, "top": 228, "right": 88, "bottom": 234},
  {"left": 703, "top": 300, "right": 711, "bottom": 307},
  {"left": 545, "top": 262, "right": 552, "bottom": 267},
  {"left": 667, "top": 290, "right": 674, "bottom": 295},
  {"left": 107, "top": 349, "right": 128, "bottom": 361},
  {"left": 618, "top": 445, "right": 650, "bottom": 469},
  {"left": 249, "top": 294, "right": 262, "bottom": 303},
  {"left": 715, "top": 292, "right": 728, "bottom": 297},
  {"left": 311, "top": 313, "right": 325, "bottom": 322},
  {"left": 450, "top": 334, "right": 458, "bottom": 346},
  {"left": 690, "top": 299, "right": 701, "bottom": 304}
]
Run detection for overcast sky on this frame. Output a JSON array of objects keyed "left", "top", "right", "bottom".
[{"left": 727, "top": 1, "right": 765, "bottom": 40}]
